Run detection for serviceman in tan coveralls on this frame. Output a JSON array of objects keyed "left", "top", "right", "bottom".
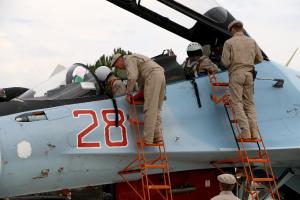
[
  {"left": 221, "top": 20, "right": 263, "bottom": 139},
  {"left": 95, "top": 66, "right": 126, "bottom": 97},
  {"left": 111, "top": 53, "right": 166, "bottom": 144},
  {"left": 211, "top": 174, "right": 240, "bottom": 200}
]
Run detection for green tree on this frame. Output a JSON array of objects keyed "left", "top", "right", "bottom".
[{"left": 89, "top": 48, "right": 132, "bottom": 73}]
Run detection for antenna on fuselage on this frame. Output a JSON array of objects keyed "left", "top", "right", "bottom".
[
  {"left": 256, "top": 77, "right": 284, "bottom": 88},
  {"left": 285, "top": 48, "right": 298, "bottom": 67}
]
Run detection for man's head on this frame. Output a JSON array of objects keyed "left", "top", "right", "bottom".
[
  {"left": 228, "top": 20, "right": 243, "bottom": 35},
  {"left": 187, "top": 42, "right": 203, "bottom": 57},
  {"left": 217, "top": 174, "right": 236, "bottom": 191},
  {"left": 111, "top": 53, "right": 125, "bottom": 69}
]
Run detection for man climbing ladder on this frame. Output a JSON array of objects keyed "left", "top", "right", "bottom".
[
  {"left": 208, "top": 63, "right": 281, "bottom": 199},
  {"left": 221, "top": 20, "right": 263, "bottom": 140},
  {"left": 118, "top": 96, "right": 173, "bottom": 200},
  {"left": 112, "top": 53, "right": 172, "bottom": 200},
  {"left": 111, "top": 53, "right": 166, "bottom": 145}
]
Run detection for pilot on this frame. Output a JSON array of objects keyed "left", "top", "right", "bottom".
[
  {"left": 182, "top": 42, "right": 220, "bottom": 79},
  {"left": 111, "top": 53, "right": 165, "bottom": 145},
  {"left": 211, "top": 174, "right": 240, "bottom": 200},
  {"left": 95, "top": 66, "right": 126, "bottom": 97},
  {"left": 221, "top": 20, "right": 263, "bottom": 139}
]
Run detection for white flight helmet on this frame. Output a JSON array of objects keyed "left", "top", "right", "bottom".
[
  {"left": 95, "top": 66, "right": 112, "bottom": 82},
  {"left": 187, "top": 42, "right": 203, "bottom": 52}
]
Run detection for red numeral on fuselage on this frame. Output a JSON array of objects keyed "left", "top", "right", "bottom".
[
  {"left": 102, "top": 109, "right": 128, "bottom": 147},
  {"left": 73, "top": 110, "right": 100, "bottom": 148},
  {"left": 73, "top": 109, "right": 127, "bottom": 148}
]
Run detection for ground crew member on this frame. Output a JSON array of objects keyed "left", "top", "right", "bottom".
[
  {"left": 211, "top": 174, "right": 241, "bottom": 200},
  {"left": 221, "top": 20, "right": 263, "bottom": 139},
  {"left": 95, "top": 66, "right": 126, "bottom": 97},
  {"left": 182, "top": 42, "right": 220, "bottom": 79},
  {"left": 111, "top": 53, "right": 165, "bottom": 145}
]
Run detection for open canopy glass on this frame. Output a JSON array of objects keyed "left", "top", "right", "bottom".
[{"left": 19, "top": 64, "right": 101, "bottom": 100}]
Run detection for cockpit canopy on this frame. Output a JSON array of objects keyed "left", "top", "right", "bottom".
[{"left": 19, "top": 64, "right": 101, "bottom": 100}]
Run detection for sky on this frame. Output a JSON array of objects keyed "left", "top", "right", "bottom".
[{"left": 0, "top": 0, "right": 299, "bottom": 88}]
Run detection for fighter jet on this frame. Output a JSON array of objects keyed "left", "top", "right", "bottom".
[{"left": 0, "top": 0, "right": 300, "bottom": 199}]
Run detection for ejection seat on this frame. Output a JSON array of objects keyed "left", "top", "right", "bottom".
[{"left": 152, "top": 49, "right": 185, "bottom": 83}]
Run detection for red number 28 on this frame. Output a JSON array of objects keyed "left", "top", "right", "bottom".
[{"left": 73, "top": 109, "right": 127, "bottom": 148}]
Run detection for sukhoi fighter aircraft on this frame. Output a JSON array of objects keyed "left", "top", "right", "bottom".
[{"left": 1, "top": 0, "right": 300, "bottom": 199}]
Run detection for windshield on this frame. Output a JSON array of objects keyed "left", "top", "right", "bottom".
[{"left": 19, "top": 64, "right": 101, "bottom": 100}]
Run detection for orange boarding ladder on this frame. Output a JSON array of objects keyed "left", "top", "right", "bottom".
[
  {"left": 207, "top": 70, "right": 281, "bottom": 200},
  {"left": 118, "top": 97, "right": 173, "bottom": 200}
]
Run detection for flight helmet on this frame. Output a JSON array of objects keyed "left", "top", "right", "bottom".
[
  {"left": 95, "top": 66, "right": 112, "bottom": 82},
  {"left": 187, "top": 42, "right": 203, "bottom": 57}
]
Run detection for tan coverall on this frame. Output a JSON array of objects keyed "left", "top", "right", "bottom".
[
  {"left": 182, "top": 55, "right": 220, "bottom": 77},
  {"left": 125, "top": 54, "right": 166, "bottom": 144},
  {"left": 211, "top": 191, "right": 241, "bottom": 200},
  {"left": 197, "top": 56, "right": 220, "bottom": 73},
  {"left": 221, "top": 32, "right": 263, "bottom": 138},
  {"left": 106, "top": 76, "right": 126, "bottom": 97}
]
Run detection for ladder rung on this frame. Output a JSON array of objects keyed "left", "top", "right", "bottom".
[
  {"left": 146, "top": 185, "right": 170, "bottom": 190},
  {"left": 237, "top": 138, "right": 262, "bottom": 143},
  {"left": 143, "top": 164, "right": 166, "bottom": 169},
  {"left": 248, "top": 177, "right": 274, "bottom": 182},
  {"left": 247, "top": 158, "right": 268, "bottom": 163},
  {"left": 212, "top": 82, "right": 229, "bottom": 86},
  {"left": 128, "top": 118, "right": 144, "bottom": 125}
]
